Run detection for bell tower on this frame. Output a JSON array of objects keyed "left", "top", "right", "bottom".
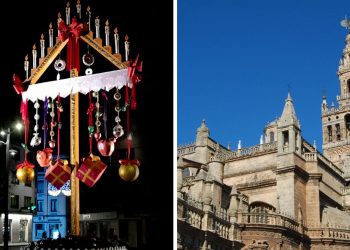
[{"left": 322, "top": 24, "right": 350, "bottom": 178}]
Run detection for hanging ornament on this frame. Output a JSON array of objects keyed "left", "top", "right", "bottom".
[
  {"left": 113, "top": 88, "right": 124, "bottom": 140},
  {"left": 45, "top": 95, "right": 71, "bottom": 189},
  {"left": 83, "top": 46, "right": 95, "bottom": 75},
  {"left": 97, "top": 91, "right": 115, "bottom": 156},
  {"left": 16, "top": 160, "right": 35, "bottom": 185},
  {"left": 77, "top": 154, "right": 107, "bottom": 188},
  {"left": 92, "top": 91, "right": 102, "bottom": 140},
  {"left": 16, "top": 100, "right": 35, "bottom": 184},
  {"left": 30, "top": 99, "right": 42, "bottom": 147},
  {"left": 54, "top": 57, "right": 66, "bottom": 80},
  {"left": 118, "top": 90, "right": 140, "bottom": 181},
  {"left": 119, "top": 158, "right": 140, "bottom": 182},
  {"left": 48, "top": 97, "right": 56, "bottom": 148},
  {"left": 36, "top": 97, "right": 53, "bottom": 167}
]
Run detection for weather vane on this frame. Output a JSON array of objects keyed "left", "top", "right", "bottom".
[{"left": 341, "top": 15, "right": 350, "bottom": 32}]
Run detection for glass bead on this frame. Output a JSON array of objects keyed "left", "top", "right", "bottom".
[
  {"left": 88, "top": 126, "right": 94, "bottom": 134},
  {"left": 34, "top": 102, "right": 40, "bottom": 109},
  {"left": 34, "top": 114, "right": 40, "bottom": 120}
]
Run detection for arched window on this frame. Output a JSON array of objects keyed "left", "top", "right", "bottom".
[
  {"left": 269, "top": 132, "right": 274, "bottom": 142},
  {"left": 327, "top": 125, "right": 332, "bottom": 142},
  {"left": 345, "top": 114, "right": 350, "bottom": 132},
  {"left": 347, "top": 79, "right": 350, "bottom": 93}
]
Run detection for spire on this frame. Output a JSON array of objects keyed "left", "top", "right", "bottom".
[
  {"left": 196, "top": 119, "right": 210, "bottom": 146},
  {"left": 279, "top": 92, "right": 300, "bottom": 128}
]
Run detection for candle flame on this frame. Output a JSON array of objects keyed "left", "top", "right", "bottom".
[
  {"left": 77, "top": 0, "right": 80, "bottom": 4},
  {"left": 105, "top": 19, "right": 109, "bottom": 26},
  {"left": 66, "top": 1, "right": 70, "bottom": 7},
  {"left": 114, "top": 26, "right": 118, "bottom": 34},
  {"left": 125, "top": 34, "right": 129, "bottom": 41},
  {"left": 87, "top": 5, "right": 91, "bottom": 12},
  {"left": 25, "top": 55, "right": 28, "bottom": 61},
  {"left": 49, "top": 22, "right": 53, "bottom": 29},
  {"left": 58, "top": 12, "right": 62, "bottom": 18},
  {"left": 41, "top": 33, "right": 44, "bottom": 40},
  {"left": 33, "top": 44, "right": 36, "bottom": 50}
]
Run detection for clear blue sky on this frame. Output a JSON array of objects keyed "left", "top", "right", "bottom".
[{"left": 178, "top": 0, "right": 350, "bottom": 152}]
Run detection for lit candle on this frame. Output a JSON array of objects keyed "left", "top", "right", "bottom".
[
  {"left": 66, "top": 2, "right": 70, "bottom": 25},
  {"left": 105, "top": 19, "right": 110, "bottom": 46},
  {"left": 40, "top": 34, "right": 45, "bottom": 58},
  {"left": 95, "top": 16, "right": 100, "bottom": 38},
  {"left": 32, "top": 44, "right": 37, "bottom": 69},
  {"left": 24, "top": 55, "right": 29, "bottom": 79},
  {"left": 86, "top": 6, "right": 91, "bottom": 32},
  {"left": 114, "top": 27, "right": 119, "bottom": 54},
  {"left": 124, "top": 34, "right": 129, "bottom": 61},
  {"left": 76, "top": 0, "right": 81, "bottom": 19},
  {"left": 49, "top": 22, "right": 53, "bottom": 47},
  {"left": 57, "top": 12, "right": 62, "bottom": 37}
]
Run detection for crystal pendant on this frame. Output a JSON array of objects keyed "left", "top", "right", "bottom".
[
  {"left": 113, "top": 124, "right": 124, "bottom": 139},
  {"left": 30, "top": 134, "right": 42, "bottom": 147}
]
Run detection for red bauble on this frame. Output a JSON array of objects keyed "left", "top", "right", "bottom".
[
  {"left": 97, "top": 138, "right": 115, "bottom": 156},
  {"left": 36, "top": 148, "right": 53, "bottom": 167}
]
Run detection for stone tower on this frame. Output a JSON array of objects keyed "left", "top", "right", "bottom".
[
  {"left": 276, "top": 93, "right": 303, "bottom": 218},
  {"left": 322, "top": 31, "right": 350, "bottom": 179}
]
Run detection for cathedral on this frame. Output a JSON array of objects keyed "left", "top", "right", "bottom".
[{"left": 177, "top": 27, "right": 350, "bottom": 249}]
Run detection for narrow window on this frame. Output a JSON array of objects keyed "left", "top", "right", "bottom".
[
  {"left": 269, "top": 132, "right": 274, "bottom": 142},
  {"left": 50, "top": 199, "right": 57, "bottom": 212},
  {"left": 327, "top": 125, "right": 332, "bottom": 142},
  {"left": 283, "top": 131, "right": 289, "bottom": 146},
  {"left": 336, "top": 124, "right": 341, "bottom": 140}
]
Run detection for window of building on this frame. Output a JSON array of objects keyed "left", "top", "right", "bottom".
[
  {"left": 10, "top": 195, "right": 19, "bottom": 209},
  {"left": 25, "top": 180, "right": 32, "bottom": 187},
  {"left": 19, "top": 220, "right": 28, "bottom": 242},
  {"left": 327, "top": 125, "right": 332, "bottom": 142},
  {"left": 2, "top": 219, "right": 12, "bottom": 242},
  {"left": 336, "top": 123, "right": 341, "bottom": 140},
  {"left": 24, "top": 196, "right": 32, "bottom": 208},
  {"left": 35, "top": 224, "right": 44, "bottom": 238},
  {"left": 347, "top": 79, "right": 350, "bottom": 94},
  {"left": 50, "top": 199, "right": 57, "bottom": 212},
  {"left": 37, "top": 180, "right": 44, "bottom": 193},
  {"left": 282, "top": 131, "right": 289, "bottom": 148},
  {"left": 37, "top": 200, "right": 43, "bottom": 212},
  {"left": 269, "top": 132, "right": 274, "bottom": 142}
]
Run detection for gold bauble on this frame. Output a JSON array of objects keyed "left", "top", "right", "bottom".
[
  {"left": 16, "top": 166, "right": 35, "bottom": 184},
  {"left": 119, "top": 163, "right": 139, "bottom": 182}
]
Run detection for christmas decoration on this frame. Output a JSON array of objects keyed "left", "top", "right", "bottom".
[
  {"left": 77, "top": 154, "right": 107, "bottom": 187},
  {"left": 16, "top": 100, "right": 36, "bottom": 184},
  {"left": 118, "top": 159, "right": 139, "bottom": 182}
]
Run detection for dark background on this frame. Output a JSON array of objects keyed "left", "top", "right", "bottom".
[{"left": 0, "top": 0, "right": 173, "bottom": 248}]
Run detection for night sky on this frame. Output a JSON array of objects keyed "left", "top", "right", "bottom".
[{"left": 0, "top": 0, "right": 173, "bottom": 248}]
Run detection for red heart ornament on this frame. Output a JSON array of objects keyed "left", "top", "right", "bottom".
[{"left": 97, "top": 138, "right": 115, "bottom": 156}]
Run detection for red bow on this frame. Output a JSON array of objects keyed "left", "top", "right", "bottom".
[
  {"left": 12, "top": 73, "right": 29, "bottom": 94},
  {"left": 59, "top": 18, "right": 85, "bottom": 73},
  {"left": 16, "top": 160, "right": 34, "bottom": 170},
  {"left": 127, "top": 54, "right": 143, "bottom": 109},
  {"left": 119, "top": 159, "right": 140, "bottom": 166}
]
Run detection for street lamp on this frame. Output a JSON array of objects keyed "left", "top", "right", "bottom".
[{"left": 1, "top": 123, "right": 22, "bottom": 250}]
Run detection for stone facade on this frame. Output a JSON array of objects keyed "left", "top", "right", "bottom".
[{"left": 177, "top": 32, "right": 350, "bottom": 249}]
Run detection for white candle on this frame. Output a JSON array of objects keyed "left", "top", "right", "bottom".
[
  {"left": 124, "top": 35, "right": 129, "bottom": 61},
  {"left": 40, "top": 34, "right": 45, "bottom": 58},
  {"left": 95, "top": 16, "right": 100, "bottom": 38},
  {"left": 76, "top": 0, "right": 81, "bottom": 19},
  {"left": 32, "top": 44, "right": 37, "bottom": 69},
  {"left": 66, "top": 2, "right": 70, "bottom": 25},
  {"left": 49, "top": 22, "right": 53, "bottom": 47},
  {"left": 105, "top": 20, "right": 110, "bottom": 46},
  {"left": 24, "top": 55, "right": 29, "bottom": 79},
  {"left": 114, "top": 27, "right": 119, "bottom": 54},
  {"left": 57, "top": 12, "right": 62, "bottom": 37},
  {"left": 87, "top": 6, "right": 91, "bottom": 31}
]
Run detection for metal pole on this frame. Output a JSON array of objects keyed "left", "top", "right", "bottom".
[{"left": 4, "top": 128, "right": 10, "bottom": 250}]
